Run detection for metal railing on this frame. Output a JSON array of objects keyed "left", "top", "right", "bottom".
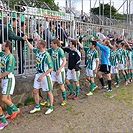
[{"left": 0, "top": 9, "right": 132, "bottom": 77}]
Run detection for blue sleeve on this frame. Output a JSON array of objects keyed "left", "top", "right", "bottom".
[{"left": 97, "top": 42, "right": 108, "bottom": 52}]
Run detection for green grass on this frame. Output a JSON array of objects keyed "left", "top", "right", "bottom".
[
  {"left": 105, "top": 83, "right": 133, "bottom": 105},
  {"left": 25, "top": 97, "right": 35, "bottom": 105}
]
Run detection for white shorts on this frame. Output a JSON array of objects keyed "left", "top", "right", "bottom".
[
  {"left": 1, "top": 77, "right": 15, "bottom": 95},
  {"left": 119, "top": 64, "right": 127, "bottom": 70},
  {"left": 111, "top": 66, "right": 119, "bottom": 74},
  {"left": 86, "top": 68, "right": 96, "bottom": 77},
  {"left": 128, "top": 61, "right": 133, "bottom": 70},
  {"left": 34, "top": 73, "right": 53, "bottom": 91},
  {"left": 51, "top": 71, "right": 65, "bottom": 84},
  {"left": 66, "top": 69, "right": 80, "bottom": 82}
]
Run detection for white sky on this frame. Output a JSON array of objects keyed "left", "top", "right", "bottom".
[{"left": 55, "top": 0, "right": 132, "bottom": 14}]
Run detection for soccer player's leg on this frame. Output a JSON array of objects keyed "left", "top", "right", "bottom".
[
  {"left": 98, "top": 65, "right": 105, "bottom": 89},
  {"left": 105, "top": 65, "right": 112, "bottom": 92},
  {"left": 0, "top": 107, "right": 8, "bottom": 130},
  {"left": 43, "top": 75, "right": 54, "bottom": 115},
  {"left": 86, "top": 70, "right": 97, "bottom": 96},
  {"left": 66, "top": 69, "right": 74, "bottom": 99},
  {"left": 57, "top": 71, "right": 67, "bottom": 106},
  {"left": 1, "top": 78, "right": 20, "bottom": 119},
  {"left": 73, "top": 71, "right": 80, "bottom": 100},
  {"left": 119, "top": 64, "right": 128, "bottom": 85},
  {"left": 30, "top": 74, "right": 41, "bottom": 114}
]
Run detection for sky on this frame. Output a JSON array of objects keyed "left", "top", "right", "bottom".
[{"left": 54, "top": 0, "right": 133, "bottom": 14}]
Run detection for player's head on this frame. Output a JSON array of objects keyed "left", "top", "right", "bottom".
[
  {"left": 36, "top": 40, "right": 46, "bottom": 49},
  {"left": 2, "top": 40, "right": 12, "bottom": 51},
  {"left": 51, "top": 39, "right": 61, "bottom": 49},
  {"left": 118, "top": 42, "right": 125, "bottom": 48},
  {"left": 104, "top": 40, "right": 110, "bottom": 46},
  {"left": 21, "top": 22, "right": 26, "bottom": 31},
  {"left": 70, "top": 41, "right": 76, "bottom": 48},
  {"left": 12, "top": 18, "right": 18, "bottom": 28},
  {"left": 90, "top": 41, "right": 97, "bottom": 49}
]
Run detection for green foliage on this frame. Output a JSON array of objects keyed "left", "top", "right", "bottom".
[
  {"left": 17, "top": 103, "right": 24, "bottom": 108},
  {"left": 91, "top": 4, "right": 117, "bottom": 17},
  {"left": 4, "top": 0, "right": 59, "bottom": 11},
  {"left": 25, "top": 97, "right": 35, "bottom": 105}
]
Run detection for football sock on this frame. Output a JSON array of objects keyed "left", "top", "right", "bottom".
[{"left": 67, "top": 84, "right": 74, "bottom": 94}]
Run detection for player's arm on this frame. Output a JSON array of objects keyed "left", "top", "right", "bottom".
[
  {"left": 73, "top": 52, "right": 81, "bottom": 71},
  {"left": 62, "top": 47, "right": 71, "bottom": 53},
  {"left": 0, "top": 55, "right": 14, "bottom": 78},
  {"left": 59, "top": 58, "right": 66, "bottom": 72},
  {"left": 25, "top": 36, "right": 34, "bottom": 50},
  {"left": 0, "top": 72, "right": 10, "bottom": 78},
  {"left": 77, "top": 41, "right": 83, "bottom": 49},
  {"left": 37, "top": 55, "right": 53, "bottom": 82}
]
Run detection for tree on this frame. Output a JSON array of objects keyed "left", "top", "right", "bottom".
[
  {"left": 90, "top": 3, "right": 125, "bottom": 20},
  {"left": 91, "top": 4, "right": 117, "bottom": 18},
  {"left": 3, "top": 0, "right": 59, "bottom": 11}
]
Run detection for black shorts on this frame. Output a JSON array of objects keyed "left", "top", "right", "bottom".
[{"left": 99, "top": 64, "right": 111, "bottom": 74}]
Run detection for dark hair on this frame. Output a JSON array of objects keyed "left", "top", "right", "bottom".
[
  {"left": 121, "top": 42, "right": 125, "bottom": 47},
  {"left": 39, "top": 40, "right": 46, "bottom": 48},
  {"left": 5, "top": 40, "right": 12, "bottom": 50},
  {"left": 51, "top": 38, "right": 61, "bottom": 47},
  {"left": 49, "top": 21, "right": 54, "bottom": 28},
  {"left": 36, "top": 24, "right": 42, "bottom": 32},
  {"left": 21, "top": 22, "right": 25, "bottom": 27},
  {"left": 100, "top": 27, "right": 103, "bottom": 32},
  {"left": 71, "top": 41, "right": 76, "bottom": 47},
  {"left": 90, "top": 41, "right": 97, "bottom": 47},
  {"left": 12, "top": 18, "right": 16, "bottom": 22}
]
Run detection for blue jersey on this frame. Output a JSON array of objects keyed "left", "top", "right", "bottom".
[{"left": 97, "top": 42, "right": 111, "bottom": 65}]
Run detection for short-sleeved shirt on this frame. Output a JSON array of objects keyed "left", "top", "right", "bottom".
[
  {"left": 33, "top": 48, "right": 53, "bottom": 73},
  {"left": 84, "top": 47, "right": 99, "bottom": 70},
  {"left": 0, "top": 52, "right": 15, "bottom": 78},
  {"left": 110, "top": 50, "right": 120, "bottom": 66},
  {"left": 117, "top": 48, "right": 127, "bottom": 64},
  {"left": 47, "top": 47, "right": 66, "bottom": 72},
  {"left": 83, "top": 34, "right": 93, "bottom": 47}
]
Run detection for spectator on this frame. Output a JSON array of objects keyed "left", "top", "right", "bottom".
[
  {"left": 0, "top": 17, "right": 26, "bottom": 44},
  {"left": 56, "top": 21, "right": 76, "bottom": 47},
  {"left": 97, "top": 27, "right": 106, "bottom": 39},
  {"left": 17, "top": 22, "right": 33, "bottom": 76},
  {"left": 43, "top": 21, "right": 55, "bottom": 49}
]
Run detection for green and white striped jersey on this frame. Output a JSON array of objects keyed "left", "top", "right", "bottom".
[
  {"left": 117, "top": 48, "right": 127, "bottom": 64},
  {"left": 0, "top": 52, "right": 15, "bottom": 76},
  {"left": 110, "top": 50, "right": 120, "bottom": 66},
  {"left": 47, "top": 47, "right": 66, "bottom": 72},
  {"left": 84, "top": 47, "right": 99, "bottom": 70},
  {"left": 33, "top": 48, "right": 53, "bottom": 73}
]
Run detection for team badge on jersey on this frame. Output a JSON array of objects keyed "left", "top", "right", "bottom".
[
  {"left": 36, "top": 58, "right": 41, "bottom": 64},
  {"left": 52, "top": 54, "right": 57, "bottom": 60},
  {"left": 88, "top": 54, "right": 91, "bottom": 58},
  {"left": 1, "top": 61, "right": 4, "bottom": 68}
]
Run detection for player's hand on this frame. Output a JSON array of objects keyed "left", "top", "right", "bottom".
[
  {"left": 23, "top": 35, "right": 27, "bottom": 40},
  {"left": 37, "top": 76, "right": 43, "bottom": 82},
  {"left": 71, "top": 69, "right": 75, "bottom": 74},
  {"left": 56, "top": 70, "right": 60, "bottom": 76},
  {"left": 115, "top": 65, "right": 118, "bottom": 69},
  {"left": 94, "top": 69, "right": 97, "bottom": 74}
]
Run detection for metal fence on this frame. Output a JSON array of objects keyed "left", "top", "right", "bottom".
[{"left": 0, "top": 9, "right": 133, "bottom": 77}]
